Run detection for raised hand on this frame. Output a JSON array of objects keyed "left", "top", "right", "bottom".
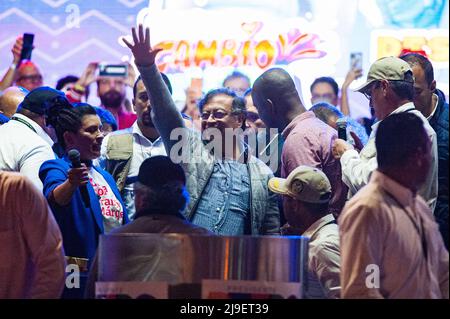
[
  {"left": 76, "top": 62, "right": 98, "bottom": 88},
  {"left": 122, "top": 24, "right": 162, "bottom": 67},
  {"left": 77, "top": 62, "right": 98, "bottom": 87},
  {"left": 12, "top": 36, "right": 23, "bottom": 64},
  {"left": 342, "top": 68, "right": 363, "bottom": 89}
]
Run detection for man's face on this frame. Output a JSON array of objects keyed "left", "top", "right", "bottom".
[
  {"left": 364, "top": 81, "right": 388, "bottom": 120},
  {"left": 201, "top": 94, "right": 243, "bottom": 135},
  {"left": 245, "top": 95, "right": 265, "bottom": 132},
  {"left": 251, "top": 90, "right": 274, "bottom": 129},
  {"left": 97, "top": 77, "right": 126, "bottom": 109},
  {"left": 411, "top": 65, "right": 435, "bottom": 116},
  {"left": 133, "top": 80, "right": 153, "bottom": 127},
  {"left": 282, "top": 196, "right": 303, "bottom": 228},
  {"left": 311, "top": 82, "right": 338, "bottom": 106},
  {"left": 16, "top": 64, "right": 43, "bottom": 91},
  {"left": 224, "top": 77, "right": 250, "bottom": 97}
]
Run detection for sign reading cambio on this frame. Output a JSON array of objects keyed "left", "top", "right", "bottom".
[
  {"left": 136, "top": 9, "right": 337, "bottom": 73},
  {"left": 372, "top": 29, "right": 449, "bottom": 65}
]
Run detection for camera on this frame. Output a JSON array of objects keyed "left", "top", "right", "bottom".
[{"left": 98, "top": 64, "right": 128, "bottom": 77}]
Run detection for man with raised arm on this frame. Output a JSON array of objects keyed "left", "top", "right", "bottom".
[{"left": 122, "top": 25, "right": 279, "bottom": 235}]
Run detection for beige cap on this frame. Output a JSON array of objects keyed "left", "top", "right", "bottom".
[
  {"left": 268, "top": 166, "right": 331, "bottom": 203},
  {"left": 355, "top": 56, "right": 414, "bottom": 93}
]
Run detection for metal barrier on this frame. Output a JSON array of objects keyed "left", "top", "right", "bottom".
[{"left": 97, "top": 233, "right": 309, "bottom": 299}]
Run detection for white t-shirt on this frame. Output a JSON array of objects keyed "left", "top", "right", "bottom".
[
  {"left": 0, "top": 113, "right": 55, "bottom": 191},
  {"left": 89, "top": 168, "right": 124, "bottom": 233}
]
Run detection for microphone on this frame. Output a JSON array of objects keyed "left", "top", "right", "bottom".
[
  {"left": 336, "top": 118, "right": 347, "bottom": 141},
  {"left": 68, "top": 149, "right": 90, "bottom": 208}
]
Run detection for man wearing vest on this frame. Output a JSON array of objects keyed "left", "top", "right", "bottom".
[{"left": 99, "top": 75, "right": 170, "bottom": 220}]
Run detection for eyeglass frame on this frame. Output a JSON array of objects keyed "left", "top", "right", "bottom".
[
  {"left": 200, "top": 109, "right": 244, "bottom": 121},
  {"left": 17, "top": 74, "right": 43, "bottom": 83}
]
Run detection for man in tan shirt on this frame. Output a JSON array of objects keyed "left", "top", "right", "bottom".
[
  {"left": 268, "top": 165, "right": 340, "bottom": 298},
  {"left": 0, "top": 171, "right": 66, "bottom": 298},
  {"left": 339, "top": 113, "right": 448, "bottom": 299}
]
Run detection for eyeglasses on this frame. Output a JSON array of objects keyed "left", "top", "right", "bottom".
[
  {"left": 201, "top": 109, "right": 231, "bottom": 121},
  {"left": 363, "top": 91, "right": 372, "bottom": 100},
  {"left": 246, "top": 111, "right": 260, "bottom": 122},
  {"left": 363, "top": 81, "right": 380, "bottom": 100},
  {"left": 17, "top": 74, "right": 43, "bottom": 83}
]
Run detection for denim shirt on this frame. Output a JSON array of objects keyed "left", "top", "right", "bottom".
[{"left": 192, "top": 160, "right": 250, "bottom": 235}]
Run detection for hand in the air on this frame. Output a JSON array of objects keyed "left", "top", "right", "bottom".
[{"left": 122, "top": 24, "right": 162, "bottom": 67}]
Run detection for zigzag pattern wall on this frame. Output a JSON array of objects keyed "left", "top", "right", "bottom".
[{"left": 0, "top": 0, "right": 147, "bottom": 87}]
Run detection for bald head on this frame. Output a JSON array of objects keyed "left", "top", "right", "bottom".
[
  {"left": 0, "top": 86, "right": 27, "bottom": 118},
  {"left": 252, "top": 68, "right": 305, "bottom": 129},
  {"left": 16, "top": 60, "right": 43, "bottom": 92}
]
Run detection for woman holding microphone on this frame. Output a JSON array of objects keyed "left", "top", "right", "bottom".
[{"left": 40, "top": 104, "right": 128, "bottom": 298}]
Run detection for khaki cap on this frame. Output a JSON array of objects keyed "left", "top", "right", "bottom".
[
  {"left": 356, "top": 56, "right": 414, "bottom": 93},
  {"left": 268, "top": 166, "right": 331, "bottom": 203}
]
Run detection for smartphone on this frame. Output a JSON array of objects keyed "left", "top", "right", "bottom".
[
  {"left": 350, "top": 52, "right": 362, "bottom": 70},
  {"left": 20, "top": 33, "right": 34, "bottom": 61},
  {"left": 98, "top": 64, "right": 128, "bottom": 77}
]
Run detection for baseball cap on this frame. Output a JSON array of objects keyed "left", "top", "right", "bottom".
[
  {"left": 138, "top": 156, "right": 186, "bottom": 188},
  {"left": 0, "top": 113, "right": 9, "bottom": 124},
  {"left": 355, "top": 56, "right": 414, "bottom": 93},
  {"left": 19, "top": 86, "right": 70, "bottom": 116},
  {"left": 268, "top": 166, "right": 331, "bottom": 203}
]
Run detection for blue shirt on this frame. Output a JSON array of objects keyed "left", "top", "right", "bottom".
[
  {"left": 39, "top": 156, "right": 129, "bottom": 261},
  {"left": 192, "top": 160, "right": 250, "bottom": 235}
]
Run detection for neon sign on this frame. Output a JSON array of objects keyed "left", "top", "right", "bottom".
[
  {"left": 154, "top": 22, "right": 326, "bottom": 73},
  {"left": 371, "top": 29, "right": 449, "bottom": 65}
]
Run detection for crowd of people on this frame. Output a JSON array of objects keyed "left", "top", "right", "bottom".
[{"left": 0, "top": 25, "right": 448, "bottom": 299}]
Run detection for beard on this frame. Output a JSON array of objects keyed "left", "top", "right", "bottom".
[
  {"left": 100, "top": 90, "right": 125, "bottom": 109},
  {"left": 141, "top": 111, "right": 154, "bottom": 127}
]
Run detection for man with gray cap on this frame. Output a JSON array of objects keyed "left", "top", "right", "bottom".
[
  {"left": 332, "top": 56, "right": 438, "bottom": 211},
  {"left": 268, "top": 166, "right": 340, "bottom": 299},
  {"left": 0, "top": 86, "right": 72, "bottom": 190}
]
